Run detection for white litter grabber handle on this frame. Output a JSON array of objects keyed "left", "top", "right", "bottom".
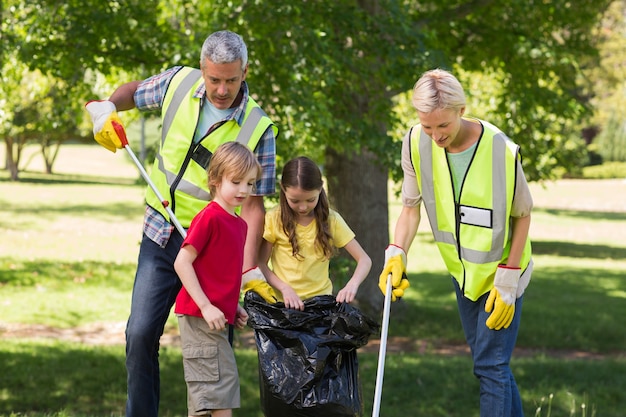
[
  {"left": 372, "top": 274, "right": 393, "bottom": 417},
  {"left": 123, "top": 145, "right": 187, "bottom": 239},
  {"left": 112, "top": 121, "right": 187, "bottom": 239}
]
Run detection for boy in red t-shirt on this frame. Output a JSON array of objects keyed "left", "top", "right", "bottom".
[{"left": 174, "top": 141, "right": 261, "bottom": 417}]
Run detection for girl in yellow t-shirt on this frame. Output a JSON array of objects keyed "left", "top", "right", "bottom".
[{"left": 259, "top": 156, "right": 372, "bottom": 310}]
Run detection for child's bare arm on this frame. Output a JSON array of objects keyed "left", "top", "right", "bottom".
[{"left": 336, "top": 238, "right": 372, "bottom": 303}]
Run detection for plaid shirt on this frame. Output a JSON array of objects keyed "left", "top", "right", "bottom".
[{"left": 135, "top": 66, "right": 277, "bottom": 247}]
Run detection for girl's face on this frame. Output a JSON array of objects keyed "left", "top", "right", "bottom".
[
  {"left": 213, "top": 168, "right": 258, "bottom": 213},
  {"left": 283, "top": 186, "right": 321, "bottom": 219},
  {"left": 418, "top": 107, "right": 464, "bottom": 150}
]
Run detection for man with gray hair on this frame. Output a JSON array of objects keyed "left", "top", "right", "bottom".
[{"left": 85, "top": 30, "right": 278, "bottom": 417}]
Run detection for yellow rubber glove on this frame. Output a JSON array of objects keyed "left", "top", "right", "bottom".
[
  {"left": 241, "top": 267, "right": 277, "bottom": 304},
  {"left": 85, "top": 100, "right": 125, "bottom": 153},
  {"left": 378, "top": 245, "right": 410, "bottom": 301},
  {"left": 485, "top": 265, "right": 520, "bottom": 330}
]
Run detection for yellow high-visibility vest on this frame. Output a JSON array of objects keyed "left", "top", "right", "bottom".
[
  {"left": 145, "top": 66, "right": 277, "bottom": 227},
  {"left": 410, "top": 119, "right": 532, "bottom": 300}
]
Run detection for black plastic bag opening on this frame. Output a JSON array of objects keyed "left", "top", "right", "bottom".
[{"left": 244, "top": 291, "right": 380, "bottom": 417}]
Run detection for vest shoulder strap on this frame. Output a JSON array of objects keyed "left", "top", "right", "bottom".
[{"left": 162, "top": 68, "right": 202, "bottom": 142}]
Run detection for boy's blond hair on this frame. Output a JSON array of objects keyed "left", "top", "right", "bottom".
[{"left": 207, "top": 142, "right": 262, "bottom": 197}]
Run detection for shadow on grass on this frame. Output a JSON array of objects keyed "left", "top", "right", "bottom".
[
  {"left": 532, "top": 240, "right": 625, "bottom": 260},
  {"left": 0, "top": 200, "right": 144, "bottom": 226},
  {"left": 0, "top": 258, "right": 136, "bottom": 287},
  {"left": 0, "top": 341, "right": 186, "bottom": 416},
  {"left": 392, "top": 265, "right": 626, "bottom": 354},
  {"left": 533, "top": 207, "right": 626, "bottom": 221},
  {"left": 515, "top": 265, "right": 626, "bottom": 353},
  {"left": 515, "top": 356, "right": 626, "bottom": 417},
  {"left": 0, "top": 170, "right": 141, "bottom": 187}
]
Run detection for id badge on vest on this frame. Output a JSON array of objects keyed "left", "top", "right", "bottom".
[{"left": 459, "top": 205, "right": 492, "bottom": 228}]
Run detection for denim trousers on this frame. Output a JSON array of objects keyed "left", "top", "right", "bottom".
[
  {"left": 453, "top": 278, "right": 524, "bottom": 417},
  {"left": 125, "top": 231, "right": 184, "bottom": 417}
]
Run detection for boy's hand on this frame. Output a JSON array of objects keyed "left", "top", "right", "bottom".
[
  {"left": 235, "top": 304, "right": 248, "bottom": 329},
  {"left": 200, "top": 304, "right": 227, "bottom": 331}
]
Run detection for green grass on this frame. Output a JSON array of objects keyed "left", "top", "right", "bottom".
[
  {"left": 1, "top": 145, "right": 626, "bottom": 416},
  {"left": 0, "top": 258, "right": 136, "bottom": 327},
  {"left": 1, "top": 339, "right": 624, "bottom": 417}
]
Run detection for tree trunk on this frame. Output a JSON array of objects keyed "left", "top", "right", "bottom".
[
  {"left": 325, "top": 147, "right": 388, "bottom": 316},
  {"left": 4, "top": 138, "right": 19, "bottom": 181},
  {"left": 41, "top": 138, "right": 62, "bottom": 174}
]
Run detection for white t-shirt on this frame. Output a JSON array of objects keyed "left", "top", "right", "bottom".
[{"left": 193, "top": 100, "right": 236, "bottom": 143}]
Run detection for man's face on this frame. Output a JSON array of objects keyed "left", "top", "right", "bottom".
[{"left": 200, "top": 58, "right": 247, "bottom": 110}]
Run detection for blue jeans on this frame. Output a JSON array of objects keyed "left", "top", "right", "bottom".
[
  {"left": 453, "top": 278, "right": 524, "bottom": 417},
  {"left": 125, "top": 231, "right": 184, "bottom": 417}
]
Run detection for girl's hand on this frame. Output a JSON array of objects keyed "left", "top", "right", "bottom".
[
  {"left": 336, "top": 280, "right": 359, "bottom": 303},
  {"left": 235, "top": 304, "right": 249, "bottom": 329},
  {"left": 281, "top": 286, "right": 304, "bottom": 310}
]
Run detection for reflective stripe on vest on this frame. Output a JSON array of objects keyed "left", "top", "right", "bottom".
[
  {"left": 411, "top": 120, "right": 531, "bottom": 300},
  {"left": 145, "top": 66, "right": 276, "bottom": 227}
]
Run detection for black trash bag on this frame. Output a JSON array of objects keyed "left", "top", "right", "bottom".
[{"left": 244, "top": 291, "right": 380, "bottom": 417}]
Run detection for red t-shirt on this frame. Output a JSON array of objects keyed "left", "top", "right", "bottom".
[{"left": 174, "top": 202, "right": 247, "bottom": 324}]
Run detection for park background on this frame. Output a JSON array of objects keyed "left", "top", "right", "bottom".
[{"left": 2, "top": 1, "right": 626, "bottom": 416}]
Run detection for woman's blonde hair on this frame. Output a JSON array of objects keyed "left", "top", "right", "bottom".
[
  {"left": 412, "top": 68, "right": 466, "bottom": 113},
  {"left": 207, "top": 142, "right": 261, "bottom": 197}
]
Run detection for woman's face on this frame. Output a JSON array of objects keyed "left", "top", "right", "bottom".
[{"left": 418, "top": 107, "right": 464, "bottom": 149}]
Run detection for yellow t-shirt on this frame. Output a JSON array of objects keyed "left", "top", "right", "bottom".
[{"left": 263, "top": 207, "right": 355, "bottom": 300}]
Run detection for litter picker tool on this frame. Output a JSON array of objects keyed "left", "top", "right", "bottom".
[
  {"left": 372, "top": 275, "right": 393, "bottom": 417},
  {"left": 112, "top": 122, "right": 187, "bottom": 238}
]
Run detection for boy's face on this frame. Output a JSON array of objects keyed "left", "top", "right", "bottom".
[{"left": 213, "top": 168, "right": 258, "bottom": 212}]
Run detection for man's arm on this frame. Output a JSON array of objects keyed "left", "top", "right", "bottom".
[
  {"left": 240, "top": 195, "right": 265, "bottom": 271},
  {"left": 109, "top": 81, "right": 142, "bottom": 111}
]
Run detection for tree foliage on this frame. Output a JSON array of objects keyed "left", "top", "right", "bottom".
[
  {"left": 4, "top": 0, "right": 616, "bottom": 177},
  {"left": 587, "top": 0, "right": 626, "bottom": 162},
  {"left": 1, "top": 0, "right": 188, "bottom": 177},
  {"left": 2, "top": 0, "right": 619, "bottom": 310}
]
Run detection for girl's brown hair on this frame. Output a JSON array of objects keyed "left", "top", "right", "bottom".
[{"left": 279, "top": 156, "right": 334, "bottom": 259}]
